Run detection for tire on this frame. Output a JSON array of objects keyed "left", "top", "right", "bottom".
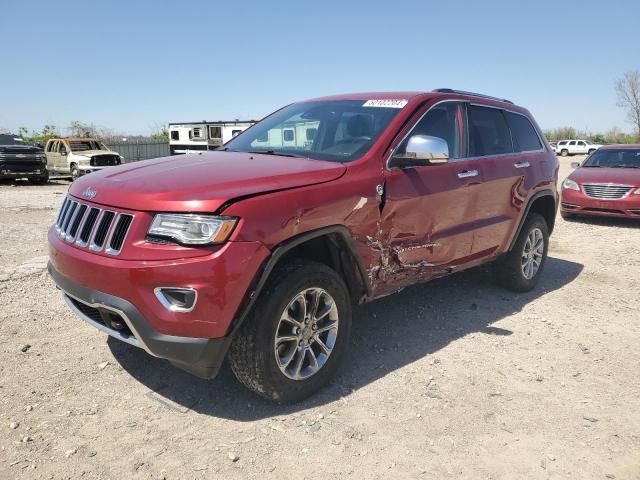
[
  {"left": 561, "top": 211, "right": 575, "bottom": 220},
  {"left": 70, "top": 164, "right": 79, "bottom": 180},
  {"left": 228, "top": 259, "right": 352, "bottom": 403},
  {"left": 495, "top": 213, "right": 549, "bottom": 292},
  {"left": 588, "top": 149, "right": 596, "bottom": 155},
  {"left": 28, "top": 170, "right": 49, "bottom": 185},
  {"left": 560, "top": 149, "right": 569, "bottom": 157}
]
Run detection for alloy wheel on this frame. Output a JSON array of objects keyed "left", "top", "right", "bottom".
[
  {"left": 274, "top": 287, "right": 339, "bottom": 380},
  {"left": 521, "top": 227, "right": 544, "bottom": 280}
]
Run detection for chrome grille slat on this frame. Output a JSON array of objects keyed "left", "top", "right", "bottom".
[
  {"left": 583, "top": 184, "right": 632, "bottom": 199},
  {"left": 77, "top": 207, "right": 101, "bottom": 247},
  {"left": 66, "top": 204, "right": 88, "bottom": 242},
  {"left": 106, "top": 214, "right": 134, "bottom": 255},
  {"left": 90, "top": 210, "right": 116, "bottom": 252},
  {"left": 60, "top": 201, "right": 78, "bottom": 236},
  {"left": 54, "top": 196, "right": 134, "bottom": 256},
  {"left": 55, "top": 198, "right": 69, "bottom": 228}
]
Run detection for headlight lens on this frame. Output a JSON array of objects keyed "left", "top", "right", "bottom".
[
  {"left": 148, "top": 214, "right": 237, "bottom": 245},
  {"left": 562, "top": 178, "right": 580, "bottom": 191},
  {"left": 634, "top": 187, "right": 640, "bottom": 195}
]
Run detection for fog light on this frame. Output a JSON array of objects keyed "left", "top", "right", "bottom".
[{"left": 154, "top": 287, "right": 198, "bottom": 312}]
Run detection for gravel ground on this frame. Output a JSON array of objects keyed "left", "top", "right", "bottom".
[{"left": 0, "top": 157, "right": 639, "bottom": 479}]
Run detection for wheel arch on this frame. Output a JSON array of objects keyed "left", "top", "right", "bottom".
[
  {"left": 509, "top": 190, "right": 557, "bottom": 251},
  {"left": 227, "top": 225, "right": 369, "bottom": 337}
]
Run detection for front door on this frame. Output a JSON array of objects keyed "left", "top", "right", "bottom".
[{"left": 380, "top": 101, "right": 482, "bottom": 290}]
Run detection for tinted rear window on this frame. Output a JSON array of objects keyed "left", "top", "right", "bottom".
[
  {"left": 505, "top": 112, "right": 542, "bottom": 152},
  {"left": 468, "top": 106, "right": 513, "bottom": 156}
]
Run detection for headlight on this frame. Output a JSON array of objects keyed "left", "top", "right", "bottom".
[
  {"left": 148, "top": 214, "right": 237, "bottom": 245},
  {"left": 562, "top": 178, "right": 580, "bottom": 191},
  {"left": 634, "top": 187, "right": 640, "bottom": 195}
]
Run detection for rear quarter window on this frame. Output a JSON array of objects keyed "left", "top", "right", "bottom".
[{"left": 505, "top": 112, "right": 542, "bottom": 152}]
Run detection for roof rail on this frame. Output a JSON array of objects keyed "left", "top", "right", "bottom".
[{"left": 433, "top": 88, "right": 514, "bottom": 104}]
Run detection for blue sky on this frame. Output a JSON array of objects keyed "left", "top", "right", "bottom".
[{"left": 2, "top": 0, "right": 638, "bottom": 135}]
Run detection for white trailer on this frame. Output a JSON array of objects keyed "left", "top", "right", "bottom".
[{"left": 168, "top": 120, "right": 255, "bottom": 155}]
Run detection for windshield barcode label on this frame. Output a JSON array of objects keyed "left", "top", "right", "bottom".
[{"left": 363, "top": 99, "right": 408, "bottom": 108}]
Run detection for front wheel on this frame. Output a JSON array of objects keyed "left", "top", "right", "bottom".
[
  {"left": 228, "top": 259, "right": 352, "bottom": 403},
  {"left": 494, "top": 213, "right": 549, "bottom": 292},
  {"left": 28, "top": 170, "right": 49, "bottom": 185},
  {"left": 560, "top": 149, "right": 569, "bottom": 157},
  {"left": 70, "top": 163, "right": 80, "bottom": 180}
]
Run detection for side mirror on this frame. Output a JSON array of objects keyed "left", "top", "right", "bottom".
[
  {"left": 570, "top": 161, "right": 580, "bottom": 168},
  {"left": 389, "top": 135, "right": 449, "bottom": 169}
]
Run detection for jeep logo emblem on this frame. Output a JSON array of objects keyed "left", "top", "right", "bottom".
[{"left": 82, "top": 187, "right": 97, "bottom": 199}]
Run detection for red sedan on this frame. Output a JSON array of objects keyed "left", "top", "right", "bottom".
[{"left": 561, "top": 145, "right": 640, "bottom": 219}]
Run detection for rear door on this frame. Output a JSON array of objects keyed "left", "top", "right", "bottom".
[
  {"left": 576, "top": 140, "right": 587, "bottom": 154},
  {"left": 567, "top": 140, "right": 577, "bottom": 154},
  {"left": 466, "top": 105, "right": 523, "bottom": 257},
  {"left": 46, "top": 141, "right": 61, "bottom": 172}
]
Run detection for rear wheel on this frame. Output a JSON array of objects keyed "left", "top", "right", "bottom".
[
  {"left": 70, "top": 163, "right": 79, "bottom": 180},
  {"left": 495, "top": 213, "right": 549, "bottom": 292},
  {"left": 560, "top": 149, "right": 569, "bottom": 157},
  {"left": 588, "top": 149, "right": 596, "bottom": 155},
  {"left": 228, "top": 259, "right": 352, "bottom": 403}
]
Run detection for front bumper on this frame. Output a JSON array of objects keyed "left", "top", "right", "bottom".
[
  {"left": 0, "top": 164, "right": 47, "bottom": 178},
  {"left": 49, "top": 262, "right": 232, "bottom": 379},
  {"left": 561, "top": 188, "right": 640, "bottom": 218}
]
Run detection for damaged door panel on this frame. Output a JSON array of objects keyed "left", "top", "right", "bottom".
[{"left": 366, "top": 101, "right": 483, "bottom": 296}]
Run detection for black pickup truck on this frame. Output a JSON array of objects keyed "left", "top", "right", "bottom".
[{"left": 0, "top": 134, "right": 49, "bottom": 184}]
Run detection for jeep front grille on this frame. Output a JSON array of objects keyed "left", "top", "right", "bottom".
[
  {"left": 55, "top": 197, "right": 134, "bottom": 256},
  {"left": 583, "top": 184, "right": 632, "bottom": 199}
]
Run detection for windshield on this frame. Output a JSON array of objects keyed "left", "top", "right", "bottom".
[
  {"left": 69, "top": 140, "right": 107, "bottom": 152},
  {"left": 223, "top": 100, "right": 405, "bottom": 162},
  {"left": 583, "top": 148, "right": 640, "bottom": 168}
]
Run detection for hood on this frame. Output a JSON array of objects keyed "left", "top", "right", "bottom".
[
  {"left": 70, "top": 150, "right": 116, "bottom": 157},
  {"left": 68, "top": 151, "right": 347, "bottom": 212},
  {"left": 569, "top": 167, "right": 640, "bottom": 187},
  {"left": 0, "top": 145, "right": 42, "bottom": 154}
]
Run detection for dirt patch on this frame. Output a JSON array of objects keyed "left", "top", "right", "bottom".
[{"left": 0, "top": 160, "right": 639, "bottom": 479}]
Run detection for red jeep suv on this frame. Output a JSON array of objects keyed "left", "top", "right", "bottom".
[{"left": 48, "top": 90, "right": 558, "bottom": 402}]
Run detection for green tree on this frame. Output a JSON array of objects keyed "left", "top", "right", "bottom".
[
  {"left": 150, "top": 128, "right": 169, "bottom": 142},
  {"left": 19, "top": 124, "right": 59, "bottom": 144}
]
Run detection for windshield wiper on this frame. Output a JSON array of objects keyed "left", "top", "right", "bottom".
[{"left": 248, "top": 150, "right": 302, "bottom": 158}]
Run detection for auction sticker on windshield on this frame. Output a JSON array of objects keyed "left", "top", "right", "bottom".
[{"left": 363, "top": 99, "right": 408, "bottom": 108}]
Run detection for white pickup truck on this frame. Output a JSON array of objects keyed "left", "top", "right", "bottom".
[{"left": 554, "top": 139, "right": 603, "bottom": 156}]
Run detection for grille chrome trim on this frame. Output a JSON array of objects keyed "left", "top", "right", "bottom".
[
  {"left": 89, "top": 210, "right": 116, "bottom": 252},
  {"left": 583, "top": 183, "right": 633, "bottom": 199},
  {"left": 105, "top": 214, "right": 135, "bottom": 256},
  {"left": 54, "top": 196, "right": 134, "bottom": 256}
]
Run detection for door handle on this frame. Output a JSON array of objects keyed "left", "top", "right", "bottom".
[
  {"left": 514, "top": 161, "right": 530, "bottom": 169},
  {"left": 457, "top": 170, "right": 478, "bottom": 179}
]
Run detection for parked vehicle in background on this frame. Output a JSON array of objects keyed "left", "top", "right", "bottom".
[
  {"left": 44, "top": 138, "right": 122, "bottom": 180},
  {"left": 549, "top": 142, "right": 558, "bottom": 153},
  {"left": 561, "top": 145, "right": 640, "bottom": 219},
  {"left": 48, "top": 89, "right": 558, "bottom": 402},
  {"left": 0, "top": 134, "right": 49, "bottom": 184},
  {"left": 169, "top": 120, "right": 255, "bottom": 155},
  {"left": 555, "top": 139, "right": 603, "bottom": 156}
]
